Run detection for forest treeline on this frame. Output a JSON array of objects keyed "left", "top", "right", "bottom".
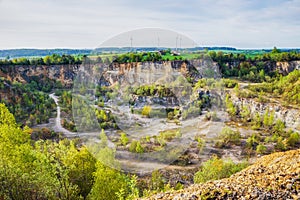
[{"left": 1, "top": 47, "right": 300, "bottom": 66}]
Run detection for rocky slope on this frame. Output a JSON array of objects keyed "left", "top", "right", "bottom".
[{"left": 145, "top": 149, "right": 300, "bottom": 200}]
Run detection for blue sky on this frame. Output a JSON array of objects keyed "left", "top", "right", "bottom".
[{"left": 0, "top": 0, "right": 299, "bottom": 49}]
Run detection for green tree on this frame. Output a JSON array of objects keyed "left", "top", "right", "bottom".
[
  {"left": 271, "top": 46, "right": 281, "bottom": 54},
  {"left": 251, "top": 113, "right": 262, "bottom": 130},
  {"left": 88, "top": 162, "right": 127, "bottom": 200},
  {"left": 63, "top": 145, "right": 97, "bottom": 199},
  {"left": 0, "top": 104, "right": 81, "bottom": 199},
  {"left": 240, "top": 106, "right": 251, "bottom": 122}
]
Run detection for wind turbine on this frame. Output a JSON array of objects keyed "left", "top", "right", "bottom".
[{"left": 130, "top": 36, "right": 133, "bottom": 51}]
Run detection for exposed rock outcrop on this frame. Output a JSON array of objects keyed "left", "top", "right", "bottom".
[
  {"left": 0, "top": 64, "right": 80, "bottom": 87},
  {"left": 276, "top": 61, "right": 300, "bottom": 75},
  {"left": 231, "top": 95, "right": 300, "bottom": 131},
  {"left": 0, "top": 60, "right": 299, "bottom": 88}
]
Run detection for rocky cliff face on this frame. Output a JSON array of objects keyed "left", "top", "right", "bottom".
[
  {"left": 232, "top": 95, "right": 300, "bottom": 131},
  {"left": 0, "top": 64, "right": 80, "bottom": 87},
  {"left": 0, "top": 60, "right": 299, "bottom": 88},
  {"left": 276, "top": 61, "right": 300, "bottom": 75},
  {"left": 102, "top": 60, "right": 205, "bottom": 86}
]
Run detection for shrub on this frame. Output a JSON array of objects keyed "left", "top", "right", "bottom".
[
  {"left": 287, "top": 132, "right": 300, "bottom": 147},
  {"left": 129, "top": 140, "right": 144, "bottom": 153},
  {"left": 167, "top": 112, "right": 174, "bottom": 120},
  {"left": 240, "top": 106, "right": 251, "bottom": 122},
  {"left": 150, "top": 170, "right": 165, "bottom": 191},
  {"left": 120, "top": 133, "right": 129, "bottom": 146},
  {"left": 246, "top": 134, "right": 260, "bottom": 150},
  {"left": 194, "top": 156, "right": 248, "bottom": 183},
  {"left": 135, "top": 141, "right": 144, "bottom": 153},
  {"left": 251, "top": 113, "right": 262, "bottom": 130},
  {"left": 256, "top": 144, "right": 267, "bottom": 155},
  {"left": 275, "top": 137, "right": 287, "bottom": 151},
  {"left": 272, "top": 119, "right": 285, "bottom": 135},
  {"left": 225, "top": 95, "right": 236, "bottom": 117},
  {"left": 263, "top": 109, "right": 274, "bottom": 128},
  {"left": 196, "top": 137, "right": 205, "bottom": 151},
  {"left": 217, "top": 126, "right": 241, "bottom": 147},
  {"left": 129, "top": 140, "right": 138, "bottom": 152},
  {"left": 222, "top": 79, "right": 238, "bottom": 88},
  {"left": 158, "top": 129, "right": 181, "bottom": 142},
  {"left": 205, "top": 111, "right": 218, "bottom": 121},
  {"left": 142, "top": 105, "right": 152, "bottom": 118}
]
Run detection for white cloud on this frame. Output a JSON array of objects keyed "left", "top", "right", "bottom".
[{"left": 0, "top": 0, "right": 299, "bottom": 49}]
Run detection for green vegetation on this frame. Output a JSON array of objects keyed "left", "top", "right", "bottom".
[
  {"left": 256, "top": 144, "right": 267, "bottom": 155},
  {"left": 248, "top": 70, "right": 300, "bottom": 105},
  {"left": 0, "top": 79, "right": 56, "bottom": 126},
  {"left": 133, "top": 84, "right": 174, "bottom": 97},
  {"left": 210, "top": 47, "right": 300, "bottom": 81},
  {"left": 0, "top": 54, "right": 81, "bottom": 66},
  {"left": 120, "top": 133, "right": 129, "bottom": 146},
  {"left": 222, "top": 79, "right": 238, "bottom": 88},
  {"left": 129, "top": 140, "right": 144, "bottom": 153},
  {"left": 124, "top": 129, "right": 182, "bottom": 153},
  {"left": 215, "top": 126, "right": 241, "bottom": 148},
  {"left": 194, "top": 156, "right": 248, "bottom": 183},
  {"left": 141, "top": 105, "right": 152, "bottom": 118},
  {"left": 224, "top": 94, "right": 300, "bottom": 154},
  {"left": 225, "top": 94, "right": 237, "bottom": 118},
  {"left": 0, "top": 103, "right": 142, "bottom": 199}
]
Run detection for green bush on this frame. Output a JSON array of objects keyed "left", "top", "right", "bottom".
[
  {"left": 275, "top": 137, "right": 287, "bottom": 151},
  {"left": 217, "top": 126, "right": 241, "bottom": 147},
  {"left": 246, "top": 133, "right": 260, "bottom": 150},
  {"left": 141, "top": 105, "right": 152, "bottom": 118},
  {"left": 240, "top": 106, "right": 251, "bottom": 122},
  {"left": 205, "top": 111, "right": 218, "bottom": 121},
  {"left": 129, "top": 140, "right": 138, "bottom": 152},
  {"left": 256, "top": 144, "right": 267, "bottom": 154},
  {"left": 287, "top": 132, "right": 300, "bottom": 147},
  {"left": 251, "top": 113, "right": 262, "bottom": 130},
  {"left": 129, "top": 140, "right": 144, "bottom": 153},
  {"left": 225, "top": 95, "right": 236, "bottom": 117},
  {"left": 272, "top": 119, "right": 285, "bottom": 135},
  {"left": 158, "top": 129, "right": 181, "bottom": 142},
  {"left": 196, "top": 137, "right": 205, "bottom": 151},
  {"left": 222, "top": 79, "right": 238, "bottom": 88},
  {"left": 194, "top": 156, "right": 248, "bottom": 183},
  {"left": 135, "top": 141, "right": 144, "bottom": 153},
  {"left": 167, "top": 112, "right": 174, "bottom": 120},
  {"left": 120, "top": 133, "right": 129, "bottom": 146}
]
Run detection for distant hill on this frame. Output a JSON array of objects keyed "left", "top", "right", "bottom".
[
  {"left": 1, "top": 47, "right": 300, "bottom": 59},
  {"left": 0, "top": 49, "right": 92, "bottom": 58}
]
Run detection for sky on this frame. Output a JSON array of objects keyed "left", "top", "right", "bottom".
[{"left": 0, "top": 0, "right": 300, "bottom": 49}]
